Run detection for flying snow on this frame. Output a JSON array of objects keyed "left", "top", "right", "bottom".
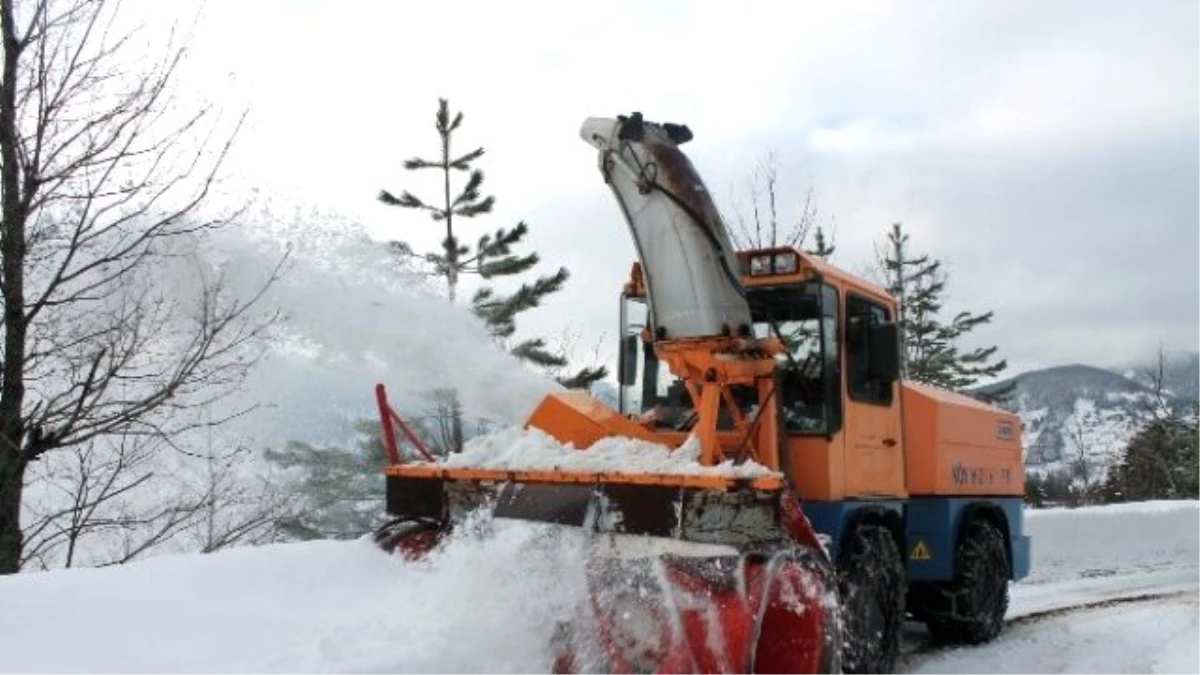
[{"left": 198, "top": 204, "right": 560, "bottom": 450}]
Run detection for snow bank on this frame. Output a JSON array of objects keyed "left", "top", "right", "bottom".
[
  {"left": 1024, "top": 500, "right": 1199, "bottom": 585},
  {"left": 1028, "top": 499, "right": 1200, "bottom": 517},
  {"left": 443, "top": 426, "right": 779, "bottom": 478}
]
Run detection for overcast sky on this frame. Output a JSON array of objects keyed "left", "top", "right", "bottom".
[{"left": 179, "top": 0, "right": 1197, "bottom": 378}]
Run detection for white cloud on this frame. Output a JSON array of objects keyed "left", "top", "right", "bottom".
[{"left": 162, "top": 0, "right": 1196, "bottom": 377}]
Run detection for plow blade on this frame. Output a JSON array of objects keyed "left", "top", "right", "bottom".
[
  {"left": 375, "top": 468, "right": 840, "bottom": 673},
  {"left": 383, "top": 469, "right": 789, "bottom": 547}
]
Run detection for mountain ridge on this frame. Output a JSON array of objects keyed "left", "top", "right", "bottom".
[{"left": 974, "top": 351, "right": 1197, "bottom": 485}]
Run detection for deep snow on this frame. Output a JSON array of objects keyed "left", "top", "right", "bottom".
[
  {"left": 0, "top": 500, "right": 1196, "bottom": 673},
  {"left": 2, "top": 515, "right": 594, "bottom": 674},
  {"left": 1017, "top": 500, "right": 1199, "bottom": 584}
]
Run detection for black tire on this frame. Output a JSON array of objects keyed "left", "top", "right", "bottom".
[
  {"left": 837, "top": 524, "right": 906, "bottom": 674},
  {"left": 927, "top": 519, "right": 1010, "bottom": 645},
  {"left": 372, "top": 516, "right": 444, "bottom": 555}
]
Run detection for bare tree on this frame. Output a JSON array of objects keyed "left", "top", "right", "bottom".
[
  {"left": 0, "top": 0, "right": 282, "bottom": 573},
  {"left": 1102, "top": 343, "right": 1187, "bottom": 502},
  {"left": 19, "top": 411, "right": 289, "bottom": 570},
  {"left": 412, "top": 388, "right": 460, "bottom": 457},
  {"left": 19, "top": 435, "right": 159, "bottom": 569},
  {"left": 1136, "top": 343, "right": 1177, "bottom": 423},
  {"left": 727, "top": 152, "right": 834, "bottom": 257},
  {"left": 1063, "top": 415, "right": 1095, "bottom": 505},
  {"left": 188, "top": 442, "right": 289, "bottom": 555}
]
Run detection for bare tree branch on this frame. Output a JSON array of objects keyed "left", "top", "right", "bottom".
[
  {"left": 1, "top": 0, "right": 282, "bottom": 573},
  {"left": 726, "top": 151, "right": 832, "bottom": 255}
]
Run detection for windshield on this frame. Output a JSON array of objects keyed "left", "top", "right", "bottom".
[
  {"left": 619, "top": 282, "right": 841, "bottom": 435},
  {"left": 749, "top": 283, "right": 840, "bottom": 434}
]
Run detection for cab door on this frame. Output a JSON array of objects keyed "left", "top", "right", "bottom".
[{"left": 842, "top": 293, "right": 906, "bottom": 499}]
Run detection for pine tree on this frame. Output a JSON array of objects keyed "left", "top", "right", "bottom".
[
  {"left": 265, "top": 402, "right": 486, "bottom": 541},
  {"left": 878, "top": 223, "right": 1010, "bottom": 398},
  {"left": 1174, "top": 406, "right": 1199, "bottom": 498},
  {"left": 378, "top": 99, "right": 606, "bottom": 452},
  {"left": 265, "top": 421, "right": 391, "bottom": 540},
  {"left": 1103, "top": 350, "right": 1199, "bottom": 503},
  {"left": 1104, "top": 417, "right": 1180, "bottom": 502},
  {"left": 1102, "top": 416, "right": 1193, "bottom": 502},
  {"left": 805, "top": 224, "right": 836, "bottom": 260}
]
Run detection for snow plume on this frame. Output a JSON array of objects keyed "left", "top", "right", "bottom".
[
  {"left": 19, "top": 203, "right": 559, "bottom": 569},
  {"left": 204, "top": 204, "right": 559, "bottom": 450}
]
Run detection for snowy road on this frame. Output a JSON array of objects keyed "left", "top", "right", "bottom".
[
  {"left": 0, "top": 500, "right": 1196, "bottom": 673},
  {"left": 908, "top": 593, "right": 1198, "bottom": 674},
  {"left": 900, "top": 574, "right": 1200, "bottom": 674}
]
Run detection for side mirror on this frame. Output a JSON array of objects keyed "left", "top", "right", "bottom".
[
  {"left": 618, "top": 334, "right": 639, "bottom": 386},
  {"left": 866, "top": 322, "right": 901, "bottom": 382}
]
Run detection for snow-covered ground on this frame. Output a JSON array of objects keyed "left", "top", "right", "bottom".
[
  {"left": 0, "top": 500, "right": 1196, "bottom": 673},
  {"left": 2, "top": 515, "right": 594, "bottom": 674},
  {"left": 909, "top": 596, "right": 1198, "bottom": 674}
]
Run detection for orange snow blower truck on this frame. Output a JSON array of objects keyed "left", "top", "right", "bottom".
[{"left": 373, "top": 113, "right": 1030, "bottom": 674}]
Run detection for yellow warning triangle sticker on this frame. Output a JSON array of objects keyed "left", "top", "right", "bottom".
[{"left": 911, "top": 540, "right": 932, "bottom": 561}]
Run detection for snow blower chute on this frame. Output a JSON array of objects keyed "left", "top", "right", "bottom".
[{"left": 372, "top": 114, "right": 842, "bottom": 674}]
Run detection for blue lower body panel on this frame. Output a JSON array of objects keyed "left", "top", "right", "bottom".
[
  {"left": 800, "top": 497, "right": 1031, "bottom": 583},
  {"left": 800, "top": 500, "right": 904, "bottom": 563},
  {"left": 904, "top": 497, "right": 1030, "bottom": 582}
]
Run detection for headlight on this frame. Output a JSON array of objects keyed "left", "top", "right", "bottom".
[
  {"left": 773, "top": 252, "right": 798, "bottom": 275},
  {"left": 749, "top": 254, "right": 772, "bottom": 276}
]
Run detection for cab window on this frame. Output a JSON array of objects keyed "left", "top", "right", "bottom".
[
  {"left": 846, "top": 294, "right": 893, "bottom": 406},
  {"left": 749, "top": 282, "right": 841, "bottom": 435}
]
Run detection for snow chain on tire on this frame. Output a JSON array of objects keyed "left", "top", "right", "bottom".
[
  {"left": 927, "top": 518, "right": 1010, "bottom": 645},
  {"left": 837, "top": 523, "right": 906, "bottom": 674}
]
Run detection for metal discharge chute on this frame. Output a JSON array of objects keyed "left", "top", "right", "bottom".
[{"left": 579, "top": 113, "right": 751, "bottom": 341}]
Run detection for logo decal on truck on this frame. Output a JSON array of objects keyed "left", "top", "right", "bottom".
[{"left": 995, "top": 419, "right": 1015, "bottom": 441}]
